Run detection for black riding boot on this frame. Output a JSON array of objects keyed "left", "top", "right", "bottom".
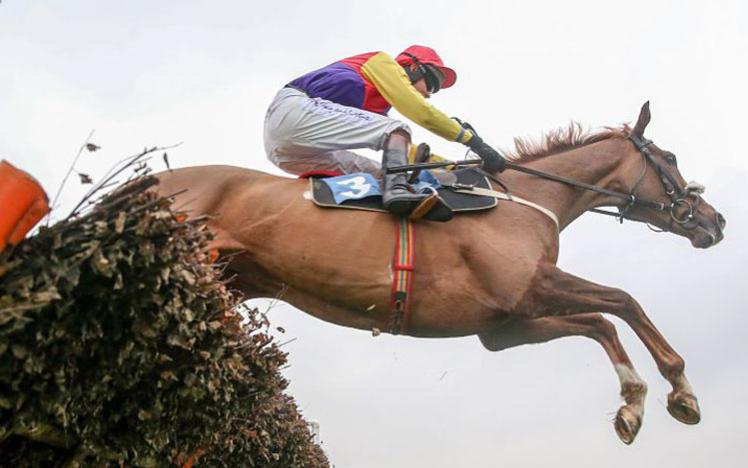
[{"left": 381, "top": 142, "right": 427, "bottom": 216}]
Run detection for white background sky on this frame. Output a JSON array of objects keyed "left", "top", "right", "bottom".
[{"left": 2, "top": 1, "right": 746, "bottom": 467}]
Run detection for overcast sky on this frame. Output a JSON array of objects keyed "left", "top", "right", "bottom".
[{"left": 2, "top": 1, "right": 747, "bottom": 467}]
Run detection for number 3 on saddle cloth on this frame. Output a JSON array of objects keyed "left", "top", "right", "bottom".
[{"left": 304, "top": 168, "right": 498, "bottom": 222}]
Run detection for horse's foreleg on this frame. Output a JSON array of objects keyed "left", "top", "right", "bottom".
[
  {"left": 478, "top": 314, "right": 646, "bottom": 444},
  {"left": 524, "top": 264, "right": 700, "bottom": 426}
]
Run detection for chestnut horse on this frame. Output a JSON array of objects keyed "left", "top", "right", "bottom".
[{"left": 155, "top": 103, "right": 725, "bottom": 444}]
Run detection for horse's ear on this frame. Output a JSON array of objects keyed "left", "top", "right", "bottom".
[{"left": 632, "top": 101, "right": 651, "bottom": 136}]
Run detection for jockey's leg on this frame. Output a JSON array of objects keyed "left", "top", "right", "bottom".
[
  {"left": 263, "top": 87, "right": 408, "bottom": 176},
  {"left": 478, "top": 314, "right": 647, "bottom": 444},
  {"left": 272, "top": 149, "right": 382, "bottom": 177},
  {"left": 262, "top": 89, "right": 449, "bottom": 217},
  {"left": 381, "top": 130, "right": 429, "bottom": 216}
]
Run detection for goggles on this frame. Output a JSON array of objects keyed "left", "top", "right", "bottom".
[
  {"left": 423, "top": 65, "right": 445, "bottom": 93},
  {"left": 403, "top": 52, "right": 445, "bottom": 94}
]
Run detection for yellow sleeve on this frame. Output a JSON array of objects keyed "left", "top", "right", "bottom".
[
  {"left": 360, "top": 52, "right": 474, "bottom": 144},
  {"left": 425, "top": 152, "right": 451, "bottom": 163}
]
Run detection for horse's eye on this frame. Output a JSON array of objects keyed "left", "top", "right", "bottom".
[{"left": 664, "top": 153, "right": 678, "bottom": 166}]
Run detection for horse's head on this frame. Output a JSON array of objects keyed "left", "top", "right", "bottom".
[{"left": 618, "top": 102, "right": 725, "bottom": 248}]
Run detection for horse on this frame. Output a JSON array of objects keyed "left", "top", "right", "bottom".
[{"left": 154, "top": 103, "right": 725, "bottom": 444}]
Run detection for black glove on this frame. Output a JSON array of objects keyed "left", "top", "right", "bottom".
[{"left": 466, "top": 135, "right": 506, "bottom": 173}]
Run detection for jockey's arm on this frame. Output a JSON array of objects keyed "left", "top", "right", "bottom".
[{"left": 360, "top": 52, "right": 475, "bottom": 145}]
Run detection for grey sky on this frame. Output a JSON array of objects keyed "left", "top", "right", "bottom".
[{"left": 2, "top": 1, "right": 746, "bottom": 467}]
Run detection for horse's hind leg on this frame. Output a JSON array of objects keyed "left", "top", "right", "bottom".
[
  {"left": 479, "top": 314, "right": 647, "bottom": 444},
  {"left": 523, "top": 264, "right": 700, "bottom": 427}
]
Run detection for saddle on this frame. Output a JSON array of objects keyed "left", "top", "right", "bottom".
[{"left": 307, "top": 168, "right": 498, "bottom": 222}]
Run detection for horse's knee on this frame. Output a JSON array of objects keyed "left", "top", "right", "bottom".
[{"left": 581, "top": 313, "right": 618, "bottom": 342}]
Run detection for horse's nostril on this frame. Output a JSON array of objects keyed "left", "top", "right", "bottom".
[{"left": 716, "top": 212, "right": 726, "bottom": 230}]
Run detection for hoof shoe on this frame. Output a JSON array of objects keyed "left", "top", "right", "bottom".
[
  {"left": 667, "top": 392, "right": 701, "bottom": 425},
  {"left": 614, "top": 405, "right": 642, "bottom": 445}
]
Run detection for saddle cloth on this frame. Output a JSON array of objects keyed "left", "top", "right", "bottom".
[{"left": 308, "top": 168, "right": 497, "bottom": 220}]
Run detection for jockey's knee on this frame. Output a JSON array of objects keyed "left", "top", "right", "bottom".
[{"left": 385, "top": 129, "right": 411, "bottom": 149}]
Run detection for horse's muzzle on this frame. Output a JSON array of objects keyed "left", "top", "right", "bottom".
[{"left": 691, "top": 211, "right": 726, "bottom": 248}]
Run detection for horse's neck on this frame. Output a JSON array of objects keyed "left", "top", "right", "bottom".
[{"left": 509, "top": 138, "right": 630, "bottom": 229}]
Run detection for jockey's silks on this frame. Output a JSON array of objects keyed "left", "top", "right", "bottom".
[{"left": 288, "top": 52, "right": 473, "bottom": 144}]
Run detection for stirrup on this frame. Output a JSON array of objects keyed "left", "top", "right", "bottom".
[
  {"left": 408, "top": 193, "right": 439, "bottom": 220},
  {"left": 409, "top": 194, "right": 454, "bottom": 222}
]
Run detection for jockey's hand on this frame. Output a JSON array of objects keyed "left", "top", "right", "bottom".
[{"left": 466, "top": 136, "right": 506, "bottom": 173}]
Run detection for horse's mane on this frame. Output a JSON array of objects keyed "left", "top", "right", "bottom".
[{"left": 504, "top": 122, "right": 631, "bottom": 163}]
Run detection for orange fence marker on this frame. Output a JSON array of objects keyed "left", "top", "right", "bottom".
[{"left": 0, "top": 160, "right": 50, "bottom": 254}]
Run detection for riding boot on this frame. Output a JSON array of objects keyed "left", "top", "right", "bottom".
[{"left": 381, "top": 140, "right": 428, "bottom": 217}]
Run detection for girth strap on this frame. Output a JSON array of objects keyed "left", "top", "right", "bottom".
[{"left": 389, "top": 217, "right": 415, "bottom": 335}]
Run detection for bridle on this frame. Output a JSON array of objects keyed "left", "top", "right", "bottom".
[
  {"left": 479, "top": 134, "right": 706, "bottom": 231},
  {"left": 607, "top": 134, "right": 704, "bottom": 231}
]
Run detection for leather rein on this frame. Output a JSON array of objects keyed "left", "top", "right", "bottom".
[{"left": 479, "top": 134, "right": 705, "bottom": 230}]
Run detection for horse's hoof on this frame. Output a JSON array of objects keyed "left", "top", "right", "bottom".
[
  {"left": 667, "top": 392, "right": 701, "bottom": 425},
  {"left": 614, "top": 405, "right": 642, "bottom": 445}
]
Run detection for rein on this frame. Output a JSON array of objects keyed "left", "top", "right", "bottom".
[
  {"left": 502, "top": 162, "right": 663, "bottom": 211},
  {"left": 389, "top": 135, "right": 704, "bottom": 229},
  {"left": 485, "top": 135, "right": 704, "bottom": 229}
]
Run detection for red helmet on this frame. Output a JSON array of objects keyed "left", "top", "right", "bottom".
[{"left": 395, "top": 45, "right": 457, "bottom": 89}]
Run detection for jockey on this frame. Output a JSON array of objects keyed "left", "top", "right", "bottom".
[{"left": 263, "top": 45, "right": 505, "bottom": 216}]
